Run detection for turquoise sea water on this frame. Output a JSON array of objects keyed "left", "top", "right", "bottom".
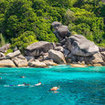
[{"left": 0, "top": 65, "right": 105, "bottom": 105}]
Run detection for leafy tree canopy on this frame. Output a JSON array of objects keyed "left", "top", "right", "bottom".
[{"left": 0, "top": 0, "right": 105, "bottom": 51}]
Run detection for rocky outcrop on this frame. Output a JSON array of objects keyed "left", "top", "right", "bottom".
[
  {"left": 25, "top": 56, "right": 35, "bottom": 61},
  {"left": 51, "top": 21, "right": 62, "bottom": 29},
  {"left": 6, "top": 50, "right": 21, "bottom": 59},
  {"left": 55, "top": 46, "right": 64, "bottom": 52},
  {"left": 52, "top": 22, "right": 71, "bottom": 41},
  {"left": 12, "top": 55, "right": 28, "bottom": 67},
  {"left": 49, "top": 49, "right": 66, "bottom": 64},
  {"left": 28, "top": 60, "right": 47, "bottom": 68},
  {"left": 0, "top": 59, "right": 16, "bottom": 67},
  {"left": 66, "top": 35, "right": 99, "bottom": 56},
  {"left": 6, "top": 50, "right": 28, "bottom": 67},
  {"left": 25, "top": 41, "right": 54, "bottom": 57},
  {"left": 91, "top": 53, "right": 104, "bottom": 64}
]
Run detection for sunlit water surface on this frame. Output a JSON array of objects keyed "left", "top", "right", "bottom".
[{"left": 0, "top": 65, "right": 105, "bottom": 105}]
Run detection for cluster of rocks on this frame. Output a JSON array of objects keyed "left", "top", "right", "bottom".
[
  {"left": 0, "top": 42, "right": 60, "bottom": 68},
  {"left": 0, "top": 21, "right": 105, "bottom": 67},
  {"left": 0, "top": 49, "right": 28, "bottom": 67},
  {"left": 51, "top": 21, "right": 105, "bottom": 67}
]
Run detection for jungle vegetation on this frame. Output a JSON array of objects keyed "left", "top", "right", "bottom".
[{"left": 0, "top": 0, "right": 105, "bottom": 51}]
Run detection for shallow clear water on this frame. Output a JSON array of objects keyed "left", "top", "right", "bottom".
[{"left": 0, "top": 65, "right": 105, "bottom": 105}]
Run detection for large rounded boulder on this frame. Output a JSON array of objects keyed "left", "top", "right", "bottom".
[
  {"left": 25, "top": 41, "right": 54, "bottom": 57},
  {"left": 66, "top": 35, "right": 99, "bottom": 56},
  {"left": 48, "top": 49, "right": 66, "bottom": 64}
]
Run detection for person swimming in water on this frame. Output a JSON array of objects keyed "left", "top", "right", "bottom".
[
  {"left": 35, "top": 82, "right": 42, "bottom": 86},
  {"left": 17, "top": 83, "right": 30, "bottom": 87},
  {"left": 50, "top": 86, "right": 59, "bottom": 91},
  {"left": 17, "top": 84, "right": 25, "bottom": 87}
]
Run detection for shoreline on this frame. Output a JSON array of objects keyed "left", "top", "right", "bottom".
[{"left": 0, "top": 64, "right": 104, "bottom": 68}]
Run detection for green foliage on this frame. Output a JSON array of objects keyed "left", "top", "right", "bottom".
[
  {"left": 67, "top": 8, "right": 105, "bottom": 44},
  {"left": 5, "top": 48, "right": 13, "bottom": 55},
  {"left": 64, "top": 9, "right": 76, "bottom": 25},
  {"left": 46, "top": 0, "right": 78, "bottom": 8},
  {"left": 11, "top": 31, "right": 38, "bottom": 51},
  {"left": 0, "top": 0, "right": 105, "bottom": 51}
]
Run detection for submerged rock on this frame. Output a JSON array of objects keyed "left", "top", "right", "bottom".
[
  {"left": 25, "top": 41, "right": 54, "bottom": 57},
  {"left": 0, "top": 59, "right": 16, "bottom": 67},
  {"left": 48, "top": 49, "right": 66, "bottom": 64}
]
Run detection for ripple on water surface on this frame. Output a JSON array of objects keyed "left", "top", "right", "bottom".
[{"left": 0, "top": 65, "right": 105, "bottom": 105}]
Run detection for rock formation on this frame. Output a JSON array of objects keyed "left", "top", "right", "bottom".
[
  {"left": 48, "top": 49, "right": 66, "bottom": 64},
  {"left": 0, "top": 21, "right": 104, "bottom": 68},
  {"left": 66, "top": 34, "right": 99, "bottom": 56},
  {"left": 0, "top": 59, "right": 16, "bottom": 67},
  {"left": 25, "top": 41, "right": 54, "bottom": 57},
  {"left": 52, "top": 21, "right": 71, "bottom": 41}
]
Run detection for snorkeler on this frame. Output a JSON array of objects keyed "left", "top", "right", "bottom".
[
  {"left": 50, "top": 86, "right": 59, "bottom": 91},
  {"left": 17, "top": 83, "right": 30, "bottom": 87},
  {"left": 17, "top": 84, "right": 25, "bottom": 87},
  {"left": 35, "top": 82, "right": 42, "bottom": 86}
]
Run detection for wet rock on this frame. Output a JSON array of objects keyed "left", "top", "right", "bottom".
[
  {"left": 48, "top": 49, "right": 66, "bottom": 64},
  {"left": 0, "top": 59, "right": 16, "bottom": 67}
]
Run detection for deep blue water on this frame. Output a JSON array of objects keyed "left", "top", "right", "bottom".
[{"left": 0, "top": 65, "right": 105, "bottom": 105}]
